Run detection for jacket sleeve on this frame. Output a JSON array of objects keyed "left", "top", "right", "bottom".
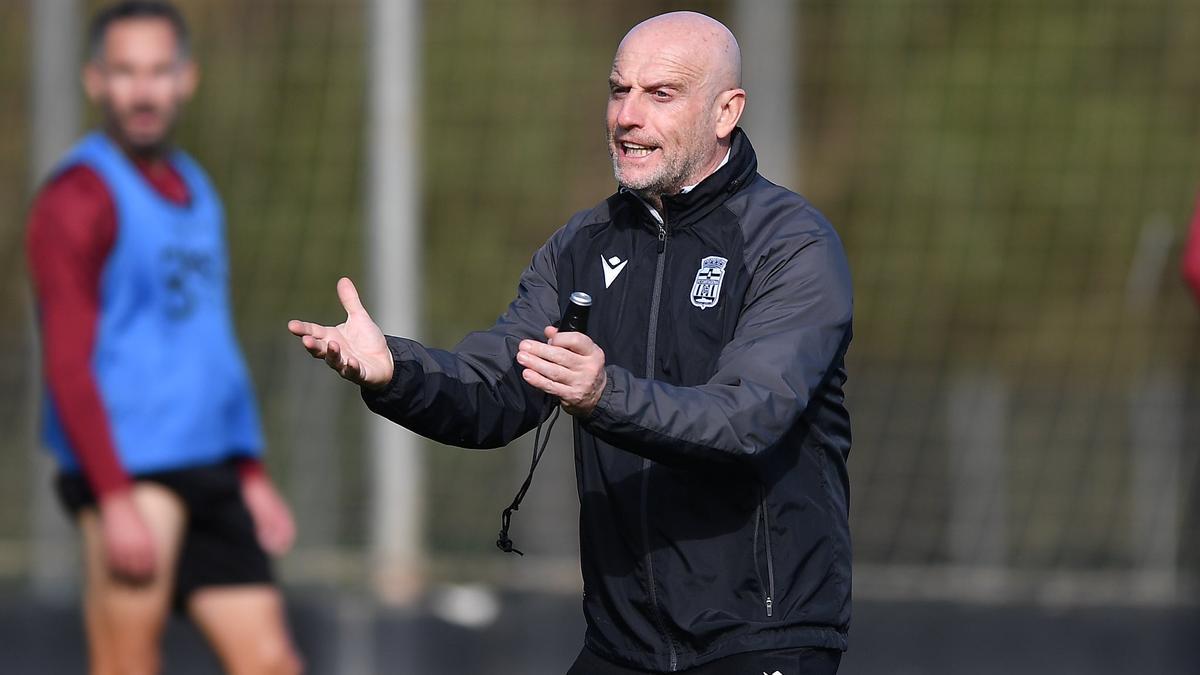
[
  {"left": 581, "top": 213, "right": 853, "bottom": 469},
  {"left": 359, "top": 224, "right": 570, "bottom": 448}
]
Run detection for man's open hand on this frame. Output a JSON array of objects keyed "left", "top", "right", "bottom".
[
  {"left": 517, "top": 326, "right": 607, "bottom": 416},
  {"left": 288, "top": 277, "right": 394, "bottom": 389}
]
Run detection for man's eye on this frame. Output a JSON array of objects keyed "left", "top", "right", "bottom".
[{"left": 653, "top": 90, "right": 671, "bottom": 100}]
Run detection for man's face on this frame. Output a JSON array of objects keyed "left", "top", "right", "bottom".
[
  {"left": 606, "top": 40, "right": 719, "bottom": 197},
  {"left": 85, "top": 18, "right": 196, "bottom": 153}
]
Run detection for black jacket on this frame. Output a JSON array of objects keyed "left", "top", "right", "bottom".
[{"left": 363, "top": 128, "right": 853, "bottom": 671}]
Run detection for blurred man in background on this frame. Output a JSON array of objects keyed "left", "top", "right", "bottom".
[
  {"left": 25, "top": 2, "right": 301, "bottom": 673},
  {"left": 291, "top": 11, "right": 851, "bottom": 675}
]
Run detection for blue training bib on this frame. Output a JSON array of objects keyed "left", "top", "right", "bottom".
[{"left": 40, "top": 132, "right": 264, "bottom": 475}]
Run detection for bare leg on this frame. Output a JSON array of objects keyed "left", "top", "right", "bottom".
[
  {"left": 78, "top": 484, "right": 187, "bottom": 675},
  {"left": 187, "top": 585, "right": 303, "bottom": 675}
]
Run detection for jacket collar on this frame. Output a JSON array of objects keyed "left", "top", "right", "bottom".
[{"left": 618, "top": 127, "right": 759, "bottom": 231}]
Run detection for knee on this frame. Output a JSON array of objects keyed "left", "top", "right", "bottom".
[
  {"left": 97, "top": 652, "right": 161, "bottom": 675},
  {"left": 276, "top": 648, "right": 304, "bottom": 675},
  {"left": 247, "top": 641, "right": 304, "bottom": 675}
]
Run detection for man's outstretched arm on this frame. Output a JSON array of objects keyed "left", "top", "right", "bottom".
[{"left": 288, "top": 226, "right": 567, "bottom": 448}]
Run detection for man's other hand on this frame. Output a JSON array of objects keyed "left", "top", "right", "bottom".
[
  {"left": 240, "top": 473, "right": 296, "bottom": 556},
  {"left": 517, "top": 326, "right": 607, "bottom": 417},
  {"left": 288, "top": 277, "right": 394, "bottom": 389}
]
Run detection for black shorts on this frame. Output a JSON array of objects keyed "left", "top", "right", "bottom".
[
  {"left": 567, "top": 645, "right": 841, "bottom": 675},
  {"left": 56, "top": 459, "right": 274, "bottom": 610}
]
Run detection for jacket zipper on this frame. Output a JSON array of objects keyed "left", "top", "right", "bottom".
[
  {"left": 759, "top": 491, "right": 776, "bottom": 618},
  {"left": 641, "top": 216, "right": 678, "bottom": 671}
]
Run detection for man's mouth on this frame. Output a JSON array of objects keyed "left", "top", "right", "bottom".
[
  {"left": 128, "top": 111, "right": 162, "bottom": 126},
  {"left": 619, "top": 141, "right": 658, "bottom": 158}
]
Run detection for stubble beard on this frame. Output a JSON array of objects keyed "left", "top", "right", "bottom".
[
  {"left": 104, "top": 98, "right": 179, "bottom": 158},
  {"left": 608, "top": 117, "right": 715, "bottom": 203}
]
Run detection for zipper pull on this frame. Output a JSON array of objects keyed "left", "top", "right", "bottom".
[
  {"left": 657, "top": 223, "right": 666, "bottom": 253},
  {"left": 765, "top": 596, "right": 773, "bottom": 617}
]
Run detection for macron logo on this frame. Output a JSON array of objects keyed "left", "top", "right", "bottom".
[{"left": 602, "top": 255, "right": 628, "bottom": 288}]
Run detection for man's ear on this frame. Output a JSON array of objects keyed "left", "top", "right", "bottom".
[
  {"left": 714, "top": 88, "right": 746, "bottom": 138},
  {"left": 82, "top": 62, "right": 104, "bottom": 104},
  {"left": 178, "top": 61, "right": 199, "bottom": 100}
]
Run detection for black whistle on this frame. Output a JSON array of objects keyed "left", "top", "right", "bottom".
[{"left": 558, "top": 291, "right": 592, "bottom": 335}]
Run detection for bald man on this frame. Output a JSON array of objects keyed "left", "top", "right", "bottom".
[{"left": 291, "top": 12, "right": 852, "bottom": 675}]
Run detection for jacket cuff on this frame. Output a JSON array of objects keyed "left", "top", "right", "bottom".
[
  {"left": 586, "top": 365, "right": 622, "bottom": 422},
  {"left": 360, "top": 335, "right": 412, "bottom": 408}
]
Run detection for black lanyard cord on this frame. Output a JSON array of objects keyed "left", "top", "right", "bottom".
[
  {"left": 496, "top": 291, "right": 591, "bottom": 556},
  {"left": 496, "top": 399, "right": 560, "bottom": 555}
]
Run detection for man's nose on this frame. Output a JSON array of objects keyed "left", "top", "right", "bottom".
[
  {"left": 615, "top": 95, "right": 644, "bottom": 129},
  {"left": 131, "top": 73, "right": 157, "bottom": 101}
]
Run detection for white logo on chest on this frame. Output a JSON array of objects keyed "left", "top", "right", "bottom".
[
  {"left": 690, "top": 256, "right": 728, "bottom": 309},
  {"left": 602, "top": 255, "right": 628, "bottom": 288}
]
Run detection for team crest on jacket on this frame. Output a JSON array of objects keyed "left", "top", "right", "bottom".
[{"left": 690, "top": 256, "right": 728, "bottom": 309}]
